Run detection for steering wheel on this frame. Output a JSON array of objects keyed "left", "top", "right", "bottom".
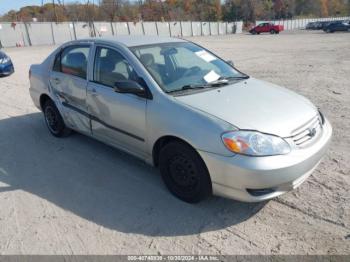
[{"left": 183, "top": 66, "right": 201, "bottom": 77}]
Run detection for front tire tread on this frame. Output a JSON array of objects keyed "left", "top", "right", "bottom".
[
  {"left": 159, "top": 142, "right": 212, "bottom": 203},
  {"left": 43, "top": 99, "right": 71, "bottom": 138}
]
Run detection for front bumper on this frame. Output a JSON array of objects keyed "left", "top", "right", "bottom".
[
  {"left": 198, "top": 119, "right": 332, "bottom": 202},
  {"left": 0, "top": 63, "right": 14, "bottom": 76}
]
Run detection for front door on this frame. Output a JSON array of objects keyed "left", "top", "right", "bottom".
[
  {"left": 50, "top": 44, "right": 91, "bottom": 134},
  {"left": 86, "top": 45, "right": 147, "bottom": 158}
]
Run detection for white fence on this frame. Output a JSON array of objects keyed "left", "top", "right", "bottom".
[
  {"left": 0, "top": 21, "right": 243, "bottom": 48},
  {"left": 256, "top": 16, "right": 350, "bottom": 30}
]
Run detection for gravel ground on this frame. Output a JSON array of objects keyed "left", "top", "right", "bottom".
[{"left": 0, "top": 30, "right": 349, "bottom": 255}]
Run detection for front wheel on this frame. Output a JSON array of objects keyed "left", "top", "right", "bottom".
[
  {"left": 43, "top": 99, "right": 71, "bottom": 137},
  {"left": 270, "top": 29, "right": 276, "bottom": 34},
  {"left": 159, "top": 142, "right": 212, "bottom": 203}
]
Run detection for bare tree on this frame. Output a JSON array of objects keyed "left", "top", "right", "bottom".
[
  {"left": 100, "top": 0, "right": 120, "bottom": 22},
  {"left": 52, "top": 0, "right": 58, "bottom": 22}
]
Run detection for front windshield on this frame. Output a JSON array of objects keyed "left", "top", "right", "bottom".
[{"left": 130, "top": 42, "right": 247, "bottom": 93}]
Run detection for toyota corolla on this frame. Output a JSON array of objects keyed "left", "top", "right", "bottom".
[{"left": 29, "top": 36, "right": 332, "bottom": 203}]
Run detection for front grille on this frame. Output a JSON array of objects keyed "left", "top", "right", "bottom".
[{"left": 290, "top": 115, "right": 322, "bottom": 147}]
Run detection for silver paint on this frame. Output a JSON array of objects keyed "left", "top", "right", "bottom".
[{"left": 29, "top": 36, "right": 332, "bottom": 202}]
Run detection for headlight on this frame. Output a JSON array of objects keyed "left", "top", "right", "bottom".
[
  {"left": 0, "top": 57, "right": 10, "bottom": 64},
  {"left": 222, "top": 131, "right": 291, "bottom": 156}
]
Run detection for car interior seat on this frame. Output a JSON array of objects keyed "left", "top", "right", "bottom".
[
  {"left": 139, "top": 53, "right": 163, "bottom": 86},
  {"left": 99, "top": 50, "right": 127, "bottom": 87}
]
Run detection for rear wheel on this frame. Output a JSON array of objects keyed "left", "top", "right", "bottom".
[
  {"left": 43, "top": 99, "right": 71, "bottom": 137},
  {"left": 159, "top": 142, "right": 212, "bottom": 203},
  {"left": 270, "top": 29, "right": 276, "bottom": 34}
]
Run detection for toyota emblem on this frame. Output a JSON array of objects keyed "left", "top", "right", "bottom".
[{"left": 308, "top": 128, "right": 317, "bottom": 137}]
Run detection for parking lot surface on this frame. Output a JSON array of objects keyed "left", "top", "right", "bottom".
[{"left": 0, "top": 31, "right": 349, "bottom": 254}]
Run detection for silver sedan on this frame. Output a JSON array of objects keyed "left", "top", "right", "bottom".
[{"left": 29, "top": 36, "right": 332, "bottom": 203}]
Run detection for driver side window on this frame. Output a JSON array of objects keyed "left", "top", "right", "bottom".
[{"left": 94, "top": 47, "right": 137, "bottom": 88}]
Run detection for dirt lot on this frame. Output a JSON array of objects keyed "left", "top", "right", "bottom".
[{"left": 0, "top": 31, "right": 349, "bottom": 255}]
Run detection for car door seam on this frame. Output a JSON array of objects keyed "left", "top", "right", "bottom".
[{"left": 61, "top": 101, "right": 145, "bottom": 142}]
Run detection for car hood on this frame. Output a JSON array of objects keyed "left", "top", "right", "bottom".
[{"left": 175, "top": 78, "right": 318, "bottom": 137}]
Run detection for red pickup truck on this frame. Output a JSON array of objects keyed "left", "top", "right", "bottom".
[{"left": 249, "top": 23, "right": 284, "bottom": 34}]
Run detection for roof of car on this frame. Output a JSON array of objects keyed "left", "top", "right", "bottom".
[{"left": 78, "top": 35, "right": 187, "bottom": 47}]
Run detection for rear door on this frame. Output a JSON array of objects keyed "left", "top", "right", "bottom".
[
  {"left": 259, "top": 23, "right": 266, "bottom": 33},
  {"left": 86, "top": 45, "right": 147, "bottom": 158},
  {"left": 50, "top": 44, "right": 91, "bottom": 134},
  {"left": 256, "top": 23, "right": 264, "bottom": 33}
]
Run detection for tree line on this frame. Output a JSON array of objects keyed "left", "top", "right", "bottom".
[{"left": 1, "top": 0, "right": 349, "bottom": 23}]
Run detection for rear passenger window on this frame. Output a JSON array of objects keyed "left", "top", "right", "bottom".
[{"left": 53, "top": 46, "right": 90, "bottom": 79}]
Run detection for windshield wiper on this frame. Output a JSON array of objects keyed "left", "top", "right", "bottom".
[
  {"left": 166, "top": 84, "right": 211, "bottom": 94},
  {"left": 167, "top": 76, "right": 248, "bottom": 94},
  {"left": 218, "top": 75, "right": 250, "bottom": 81}
]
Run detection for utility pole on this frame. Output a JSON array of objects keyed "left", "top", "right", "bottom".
[{"left": 40, "top": 0, "right": 44, "bottom": 22}]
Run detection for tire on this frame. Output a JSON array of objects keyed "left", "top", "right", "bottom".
[
  {"left": 251, "top": 30, "right": 257, "bottom": 35},
  {"left": 159, "top": 142, "right": 212, "bottom": 203},
  {"left": 270, "top": 29, "right": 276, "bottom": 34},
  {"left": 43, "top": 99, "right": 71, "bottom": 137}
]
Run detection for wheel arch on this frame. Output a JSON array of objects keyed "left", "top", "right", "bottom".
[
  {"left": 152, "top": 135, "right": 199, "bottom": 167},
  {"left": 39, "top": 93, "right": 53, "bottom": 111},
  {"left": 153, "top": 134, "right": 213, "bottom": 202}
]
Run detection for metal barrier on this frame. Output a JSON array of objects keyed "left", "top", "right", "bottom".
[{"left": 0, "top": 20, "right": 243, "bottom": 48}]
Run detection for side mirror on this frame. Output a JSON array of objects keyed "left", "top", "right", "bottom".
[
  {"left": 114, "top": 80, "right": 146, "bottom": 97},
  {"left": 226, "top": 60, "right": 234, "bottom": 67}
]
